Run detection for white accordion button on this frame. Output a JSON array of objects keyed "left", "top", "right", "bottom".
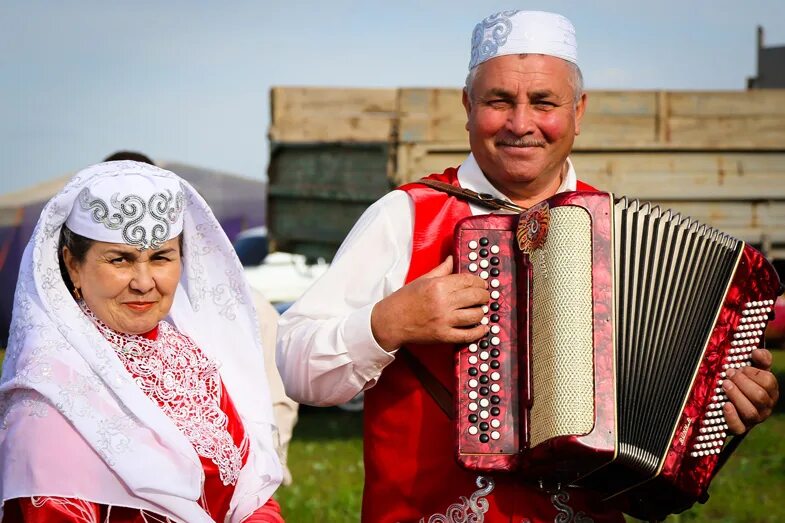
[
  {"left": 491, "top": 384, "right": 500, "bottom": 393},
  {"left": 469, "top": 379, "right": 478, "bottom": 388},
  {"left": 480, "top": 363, "right": 489, "bottom": 372},
  {"left": 491, "top": 419, "right": 501, "bottom": 428},
  {"left": 469, "top": 252, "right": 478, "bottom": 261},
  {"left": 480, "top": 351, "right": 489, "bottom": 361},
  {"left": 469, "top": 343, "right": 478, "bottom": 353},
  {"left": 491, "top": 291, "right": 500, "bottom": 300},
  {"left": 480, "top": 398, "right": 489, "bottom": 408},
  {"left": 469, "top": 391, "right": 478, "bottom": 400},
  {"left": 469, "top": 240, "right": 478, "bottom": 250},
  {"left": 480, "top": 410, "right": 490, "bottom": 419},
  {"left": 468, "top": 356, "right": 478, "bottom": 365},
  {"left": 491, "top": 325, "right": 501, "bottom": 334},
  {"left": 469, "top": 402, "right": 478, "bottom": 412},
  {"left": 469, "top": 263, "right": 478, "bottom": 272},
  {"left": 490, "top": 279, "right": 500, "bottom": 288},
  {"left": 491, "top": 431, "right": 500, "bottom": 440},
  {"left": 480, "top": 271, "right": 489, "bottom": 279},
  {"left": 469, "top": 426, "right": 479, "bottom": 435},
  {"left": 491, "top": 337, "right": 500, "bottom": 346},
  {"left": 480, "top": 259, "right": 490, "bottom": 269},
  {"left": 490, "top": 245, "right": 500, "bottom": 254},
  {"left": 481, "top": 317, "right": 489, "bottom": 325},
  {"left": 482, "top": 306, "right": 489, "bottom": 314},
  {"left": 491, "top": 372, "right": 500, "bottom": 381}
]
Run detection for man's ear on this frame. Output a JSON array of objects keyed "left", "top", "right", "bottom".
[
  {"left": 462, "top": 88, "right": 472, "bottom": 132},
  {"left": 574, "top": 92, "right": 588, "bottom": 136},
  {"left": 63, "top": 247, "right": 82, "bottom": 289}
]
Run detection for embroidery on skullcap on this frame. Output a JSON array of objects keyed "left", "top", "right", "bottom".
[
  {"left": 468, "top": 10, "right": 578, "bottom": 70},
  {"left": 75, "top": 186, "right": 184, "bottom": 250},
  {"left": 470, "top": 10, "right": 520, "bottom": 69},
  {"left": 66, "top": 164, "right": 185, "bottom": 250}
]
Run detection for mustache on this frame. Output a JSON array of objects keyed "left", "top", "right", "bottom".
[{"left": 495, "top": 137, "right": 546, "bottom": 148}]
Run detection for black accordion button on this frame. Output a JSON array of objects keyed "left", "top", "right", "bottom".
[
  {"left": 490, "top": 349, "right": 500, "bottom": 357},
  {"left": 479, "top": 237, "right": 489, "bottom": 246},
  {"left": 479, "top": 434, "right": 490, "bottom": 443},
  {"left": 479, "top": 248, "right": 489, "bottom": 257},
  {"left": 490, "top": 268, "right": 500, "bottom": 277},
  {"left": 491, "top": 395, "right": 501, "bottom": 404},
  {"left": 468, "top": 414, "right": 478, "bottom": 423},
  {"left": 490, "top": 257, "right": 500, "bottom": 265},
  {"left": 479, "top": 375, "right": 489, "bottom": 384},
  {"left": 480, "top": 422, "right": 489, "bottom": 431},
  {"left": 491, "top": 407, "right": 500, "bottom": 416},
  {"left": 490, "top": 314, "right": 499, "bottom": 322},
  {"left": 479, "top": 340, "right": 489, "bottom": 349},
  {"left": 490, "top": 360, "right": 500, "bottom": 369},
  {"left": 490, "top": 303, "right": 500, "bottom": 311},
  {"left": 468, "top": 367, "right": 478, "bottom": 376},
  {"left": 479, "top": 386, "right": 489, "bottom": 396}
]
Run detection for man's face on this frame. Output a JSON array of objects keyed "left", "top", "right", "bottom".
[{"left": 463, "top": 54, "right": 586, "bottom": 198}]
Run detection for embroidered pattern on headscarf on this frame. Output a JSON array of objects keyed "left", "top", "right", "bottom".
[
  {"left": 419, "top": 476, "right": 495, "bottom": 523},
  {"left": 76, "top": 185, "right": 184, "bottom": 250},
  {"left": 469, "top": 10, "right": 520, "bottom": 69},
  {"left": 81, "top": 303, "right": 243, "bottom": 485}
]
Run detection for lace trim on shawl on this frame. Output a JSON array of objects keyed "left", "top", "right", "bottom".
[
  {"left": 30, "top": 497, "right": 177, "bottom": 523},
  {"left": 81, "top": 302, "right": 243, "bottom": 485}
]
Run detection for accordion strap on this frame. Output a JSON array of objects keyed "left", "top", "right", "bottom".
[
  {"left": 399, "top": 349, "right": 455, "bottom": 420},
  {"left": 416, "top": 178, "right": 525, "bottom": 213}
]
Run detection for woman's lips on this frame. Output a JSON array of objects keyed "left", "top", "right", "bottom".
[{"left": 125, "top": 302, "right": 155, "bottom": 312}]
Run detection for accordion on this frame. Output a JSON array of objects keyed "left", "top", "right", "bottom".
[{"left": 453, "top": 191, "right": 781, "bottom": 518}]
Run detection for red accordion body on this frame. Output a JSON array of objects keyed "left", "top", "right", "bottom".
[{"left": 453, "top": 191, "right": 781, "bottom": 519}]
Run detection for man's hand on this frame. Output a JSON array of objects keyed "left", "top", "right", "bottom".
[
  {"left": 722, "top": 348, "right": 780, "bottom": 434},
  {"left": 371, "top": 256, "right": 490, "bottom": 352}
]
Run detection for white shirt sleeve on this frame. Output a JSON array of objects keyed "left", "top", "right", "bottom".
[{"left": 276, "top": 190, "right": 414, "bottom": 406}]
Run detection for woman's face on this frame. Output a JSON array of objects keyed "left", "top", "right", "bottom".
[{"left": 64, "top": 237, "right": 182, "bottom": 335}]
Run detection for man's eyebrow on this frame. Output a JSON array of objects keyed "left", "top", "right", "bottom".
[
  {"left": 529, "top": 89, "right": 557, "bottom": 100},
  {"left": 481, "top": 88, "right": 516, "bottom": 100}
]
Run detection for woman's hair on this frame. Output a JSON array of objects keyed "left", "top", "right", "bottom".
[{"left": 57, "top": 225, "right": 95, "bottom": 293}]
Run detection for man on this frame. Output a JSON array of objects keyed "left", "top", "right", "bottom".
[{"left": 277, "top": 10, "right": 779, "bottom": 522}]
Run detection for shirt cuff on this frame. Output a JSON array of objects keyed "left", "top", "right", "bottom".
[{"left": 341, "top": 302, "right": 396, "bottom": 382}]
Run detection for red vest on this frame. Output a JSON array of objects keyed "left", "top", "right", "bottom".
[{"left": 362, "top": 167, "right": 622, "bottom": 523}]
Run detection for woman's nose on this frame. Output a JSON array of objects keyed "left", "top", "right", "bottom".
[{"left": 129, "top": 264, "right": 155, "bottom": 293}]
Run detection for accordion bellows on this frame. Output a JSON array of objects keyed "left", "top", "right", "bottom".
[{"left": 453, "top": 191, "right": 781, "bottom": 519}]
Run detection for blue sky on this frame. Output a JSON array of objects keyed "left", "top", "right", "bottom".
[{"left": 1, "top": 0, "right": 784, "bottom": 195}]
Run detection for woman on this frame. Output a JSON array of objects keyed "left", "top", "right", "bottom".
[{"left": 0, "top": 161, "right": 284, "bottom": 522}]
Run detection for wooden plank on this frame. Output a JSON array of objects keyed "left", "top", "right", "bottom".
[
  {"left": 667, "top": 90, "right": 785, "bottom": 116},
  {"left": 571, "top": 152, "right": 785, "bottom": 200},
  {"left": 398, "top": 88, "right": 466, "bottom": 143},
  {"left": 269, "top": 116, "right": 394, "bottom": 142},
  {"left": 665, "top": 116, "right": 785, "bottom": 149},
  {"left": 270, "top": 87, "right": 398, "bottom": 142}
]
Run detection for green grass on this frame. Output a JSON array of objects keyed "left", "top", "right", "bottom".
[{"left": 275, "top": 407, "right": 364, "bottom": 522}]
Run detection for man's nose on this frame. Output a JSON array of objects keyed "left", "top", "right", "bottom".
[{"left": 506, "top": 103, "right": 535, "bottom": 136}]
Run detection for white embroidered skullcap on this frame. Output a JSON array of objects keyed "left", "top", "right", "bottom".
[
  {"left": 65, "top": 161, "right": 185, "bottom": 250},
  {"left": 469, "top": 10, "right": 577, "bottom": 70}
]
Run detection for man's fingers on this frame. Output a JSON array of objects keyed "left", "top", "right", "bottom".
[
  {"left": 750, "top": 348, "right": 773, "bottom": 372},
  {"left": 451, "top": 306, "right": 487, "bottom": 327},
  {"left": 450, "top": 287, "right": 491, "bottom": 310},
  {"left": 444, "top": 324, "right": 490, "bottom": 345},
  {"left": 722, "top": 402, "right": 746, "bottom": 435},
  {"left": 420, "top": 256, "right": 454, "bottom": 279},
  {"left": 722, "top": 367, "right": 777, "bottom": 433}
]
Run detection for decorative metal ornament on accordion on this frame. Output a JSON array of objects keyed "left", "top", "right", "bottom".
[{"left": 452, "top": 191, "right": 782, "bottom": 520}]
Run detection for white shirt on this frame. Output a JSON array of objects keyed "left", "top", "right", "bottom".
[{"left": 276, "top": 154, "right": 577, "bottom": 406}]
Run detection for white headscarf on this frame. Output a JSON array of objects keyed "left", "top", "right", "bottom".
[{"left": 0, "top": 161, "right": 282, "bottom": 522}]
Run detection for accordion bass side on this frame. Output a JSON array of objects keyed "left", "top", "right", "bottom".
[{"left": 453, "top": 191, "right": 782, "bottom": 518}]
